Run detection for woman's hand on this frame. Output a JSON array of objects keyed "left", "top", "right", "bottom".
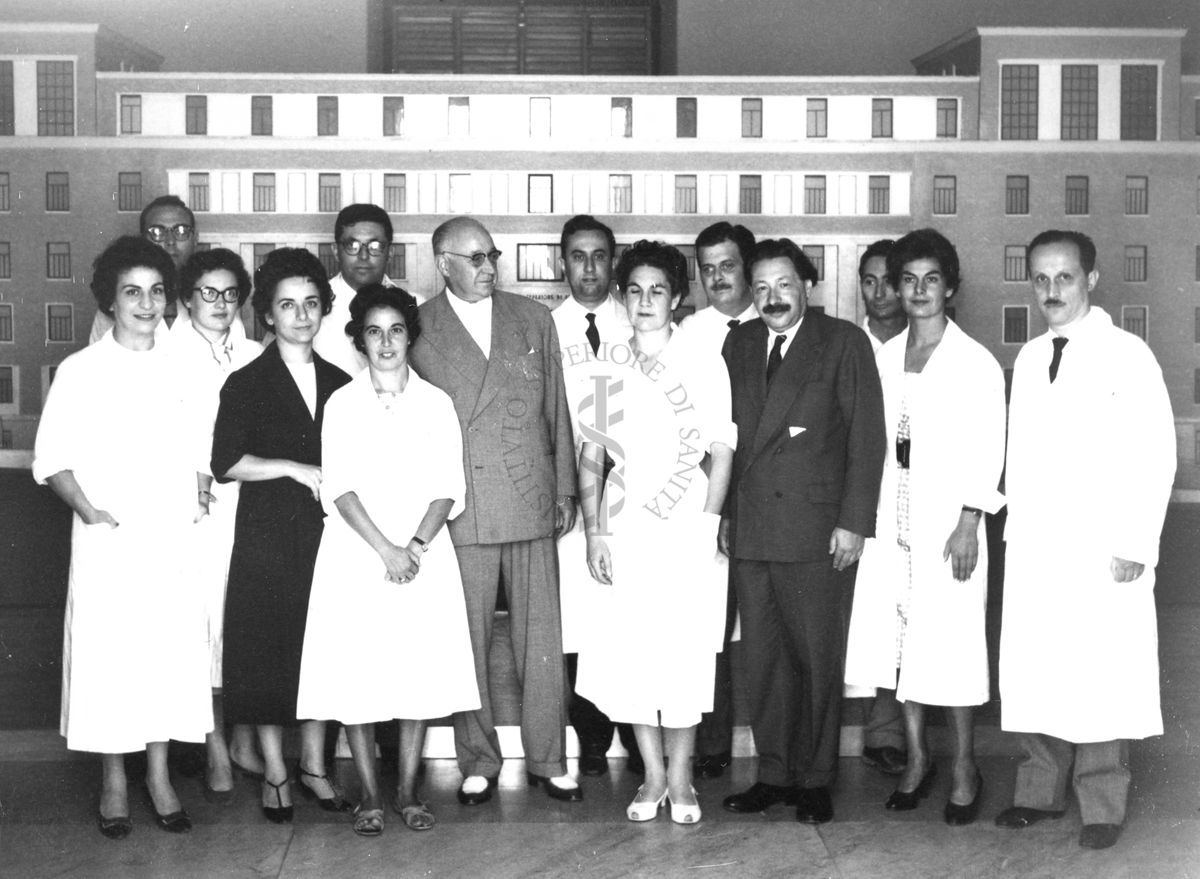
[
  {"left": 943, "top": 516, "right": 980, "bottom": 582},
  {"left": 288, "top": 463, "right": 323, "bottom": 501},
  {"left": 586, "top": 535, "right": 613, "bottom": 585},
  {"left": 85, "top": 508, "right": 119, "bottom": 528},
  {"left": 380, "top": 543, "right": 421, "bottom": 584},
  {"left": 194, "top": 489, "right": 215, "bottom": 524}
]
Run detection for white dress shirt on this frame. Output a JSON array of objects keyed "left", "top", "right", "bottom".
[
  {"left": 445, "top": 289, "right": 494, "bottom": 359},
  {"left": 551, "top": 292, "right": 632, "bottom": 358},
  {"left": 679, "top": 301, "right": 758, "bottom": 355}
]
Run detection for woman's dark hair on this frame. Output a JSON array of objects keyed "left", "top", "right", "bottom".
[
  {"left": 346, "top": 284, "right": 422, "bottom": 353},
  {"left": 250, "top": 247, "right": 334, "bottom": 321},
  {"left": 886, "top": 228, "right": 961, "bottom": 293},
  {"left": 90, "top": 236, "right": 177, "bottom": 316},
  {"left": 614, "top": 240, "right": 690, "bottom": 303},
  {"left": 179, "top": 248, "right": 252, "bottom": 307}
]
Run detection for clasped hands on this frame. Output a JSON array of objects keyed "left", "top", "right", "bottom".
[{"left": 380, "top": 542, "right": 422, "bottom": 584}]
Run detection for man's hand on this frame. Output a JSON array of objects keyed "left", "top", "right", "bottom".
[
  {"left": 555, "top": 496, "right": 577, "bottom": 537},
  {"left": 829, "top": 527, "right": 865, "bottom": 571},
  {"left": 1110, "top": 556, "right": 1145, "bottom": 583}
]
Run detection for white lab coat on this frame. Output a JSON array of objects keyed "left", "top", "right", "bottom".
[
  {"left": 1001, "top": 306, "right": 1175, "bottom": 742},
  {"left": 845, "top": 320, "right": 1006, "bottom": 706}
]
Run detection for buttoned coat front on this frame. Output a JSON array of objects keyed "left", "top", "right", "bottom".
[{"left": 409, "top": 289, "right": 576, "bottom": 546}]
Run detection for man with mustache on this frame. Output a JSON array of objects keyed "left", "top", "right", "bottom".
[
  {"left": 995, "top": 230, "right": 1174, "bottom": 851},
  {"left": 676, "top": 221, "right": 757, "bottom": 780},
  {"left": 721, "top": 238, "right": 885, "bottom": 824}
]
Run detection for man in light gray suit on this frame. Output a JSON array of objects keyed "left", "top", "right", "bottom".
[{"left": 409, "top": 216, "right": 581, "bottom": 805}]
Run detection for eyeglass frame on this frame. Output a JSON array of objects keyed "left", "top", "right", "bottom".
[
  {"left": 144, "top": 223, "right": 195, "bottom": 243},
  {"left": 193, "top": 285, "right": 241, "bottom": 304},
  {"left": 339, "top": 239, "right": 390, "bottom": 258},
  {"left": 439, "top": 249, "right": 502, "bottom": 268}
]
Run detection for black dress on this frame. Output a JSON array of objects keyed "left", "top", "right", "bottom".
[{"left": 211, "top": 343, "right": 351, "bottom": 725}]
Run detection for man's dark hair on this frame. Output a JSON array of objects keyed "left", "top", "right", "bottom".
[
  {"left": 695, "top": 222, "right": 756, "bottom": 282},
  {"left": 1027, "top": 229, "right": 1097, "bottom": 274},
  {"left": 560, "top": 215, "right": 615, "bottom": 258},
  {"left": 335, "top": 204, "right": 393, "bottom": 244},
  {"left": 886, "top": 228, "right": 961, "bottom": 292},
  {"left": 139, "top": 195, "right": 194, "bottom": 233},
  {"left": 858, "top": 239, "right": 895, "bottom": 277},
  {"left": 179, "top": 248, "right": 253, "bottom": 307},
  {"left": 749, "top": 238, "right": 818, "bottom": 285},
  {"left": 91, "top": 236, "right": 178, "bottom": 316},
  {"left": 251, "top": 248, "right": 334, "bottom": 320},
  {"left": 615, "top": 240, "right": 690, "bottom": 303}
]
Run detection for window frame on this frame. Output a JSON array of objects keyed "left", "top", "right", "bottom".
[
  {"left": 36, "top": 60, "right": 74, "bottom": 136},
  {"left": 317, "top": 96, "right": 338, "bottom": 137},
  {"left": 46, "top": 242, "right": 71, "bottom": 279},
  {"left": 608, "top": 174, "right": 633, "bottom": 214},
  {"left": 871, "top": 98, "right": 893, "bottom": 139},
  {"left": 383, "top": 96, "right": 405, "bottom": 137},
  {"left": 676, "top": 97, "right": 697, "bottom": 138},
  {"left": 317, "top": 172, "right": 341, "bottom": 212},
  {"left": 1124, "top": 245, "right": 1148, "bottom": 283},
  {"left": 1005, "top": 175, "right": 1030, "bottom": 215},
  {"left": 1121, "top": 305, "right": 1148, "bottom": 341},
  {"left": 117, "top": 171, "right": 142, "bottom": 212},
  {"left": 1060, "top": 64, "right": 1099, "bottom": 141},
  {"left": 806, "top": 98, "right": 827, "bottom": 138},
  {"left": 932, "top": 175, "right": 957, "bottom": 215},
  {"left": 45, "top": 171, "right": 69, "bottom": 212},
  {"left": 867, "top": 175, "right": 890, "bottom": 214},
  {"left": 186, "top": 95, "right": 207, "bottom": 135},
  {"left": 189, "top": 172, "right": 210, "bottom": 212},
  {"left": 611, "top": 97, "right": 633, "bottom": 138},
  {"left": 1003, "top": 245, "right": 1028, "bottom": 282},
  {"left": 517, "top": 243, "right": 564, "bottom": 282},
  {"left": 1065, "top": 175, "right": 1089, "bottom": 215},
  {"left": 936, "top": 98, "right": 958, "bottom": 138},
  {"left": 528, "top": 173, "right": 554, "bottom": 214},
  {"left": 0, "top": 302, "right": 13, "bottom": 342},
  {"left": 0, "top": 241, "right": 11, "bottom": 280},
  {"left": 1000, "top": 64, "right": 1039, "bottom": 140},
  {"left": 252, "top": 172, "right": 276, "bottom": 212},
  {"left": 741, "top": 98, "right": 763, "bottom": 138},
  {"left": 119, "top": 94, "right": 142, "bottom": 135},
  {"left": 383, "top": 173, "right": 407, "bottom": 213},
  {"left": 45, "top": 302, "right": 74, "bottom": 342},
  {"left": 1124, "top": 176, "right": 1149, "bottom": 216},
  {"left": 804, "top": 175, "right": 827, "bottom": 215},
  {"left": 1002, "top": 304, "right": 1029, "bottom": 345},
  {"left": 674, "top": 174, "right": 698, "bottom": 214},
  {"left": 251, "top": 95, "right": 273, "bottom": 136}
]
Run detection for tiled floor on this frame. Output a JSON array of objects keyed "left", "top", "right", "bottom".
[{"left": 1, "top": 747, "right": 1198, "bottom": 879}]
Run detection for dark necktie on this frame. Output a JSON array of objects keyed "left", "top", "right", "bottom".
[
  {"left": 1049, "top": 336, "right": 1068, "bottom": 383},
  {"left": 585, "top": 313, "right": 600, "bottom": 356},
  {"left": 766, "top": 334, "right": 786, "bottom": 385}
]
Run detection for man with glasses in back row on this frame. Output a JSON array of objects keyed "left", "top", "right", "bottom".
[
  {"left": 89, "top": 195, "right": 198, "bottom": 344},
  {"left": 409, "top": 216, "right": 580, "bottom": 806}
]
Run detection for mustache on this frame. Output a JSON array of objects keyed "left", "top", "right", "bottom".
[
  {"left": 1043, "top": 298, "right": 1065, "bottom": 307},
  {"left": 761, "top": 303, "right": 791, "bottom": 315}
]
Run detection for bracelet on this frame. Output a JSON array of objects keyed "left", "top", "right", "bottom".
[
  {"left": 198, "top": 490, "right": 215, "bottom": 503},
  {"left": 410, "top": 535, "right": 428, "bottom": 552},
  {"left": 961, "top": 505, "right": 982, "bottom": 517}
]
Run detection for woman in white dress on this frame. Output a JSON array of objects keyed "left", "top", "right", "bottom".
[
  {"left": 844, "top": 229, "right": 1006, "bottom": 826},
  {"left": 297, "top": 284, "right": 479, "bottom": 837},
  {"left": 577, "top": 241, "right": 735, "bottom": 825},
  {"left": 33, "top": 237, "right": 213, "bottom": 838},
  {"left": 170, "top": 249, "right": 264, "bottom": 801}
]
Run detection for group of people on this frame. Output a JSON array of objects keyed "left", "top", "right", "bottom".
[{"left": 34, "top": 194, "right": 1175, "bottom": 853}]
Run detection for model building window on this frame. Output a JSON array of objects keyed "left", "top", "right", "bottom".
[
  {"left": 806, "top": 99, "right": 827, "bottom": 138},
  {"left": 1004, "top": 245, "right": 1028, "bottom": 282},
  {"left": 37, "top": 61, "right": 74, "bottom": 136},
  {"left": 189, "top": 173, "right": 210, "bottom": 212},
  {"left": 528, "top": 174, "right": 553, "bottom": 213},
  {"left": 318, "top": 173, "right": 341, "bottom": 212},
  {"left": 1005, "top": 175, "right": 1029, "bottom": 215},
  {"left": 1001, "top": 64, "right": 1038, "bottom": 140},
  {"left": 674, "top": 175, "right": 697, "bottom": 213},
  {"left": 804, "top": 176, "right": 826, "bottom": 214},
  {"left": 739, "top": 175, "right": 762, "bottom": 213},
  {"left": 186, "top": 95, "right": 207, "bottom": 135},
  {"left": 871, "top": 99, "right": 893, "bottom": 138},
  {"left": 46, "top": 303, "right": 74, "bottom": 341},
  {"left": 46, "top": 172, "right": 69, "bottom": 212},
  {"left": 251, "top": 96, "right": 273, "bottom": 136},
  {"left": 253, "top": 173, "right": 276, "bottom": 212},
  {"left": 120, "top": 95, "right": 141, "bottom": 134},
  {"left": 383, "top": 173, "right": 406, "bottom": 213},
  {"left": 609, "top": 174, "right": 632, "bottom": 213},
  {"left": 1003, "top": 305, "right": 1028, "bottom": 344},
  {"left": 1124, "top": 246, "right": 1147, "bottom": 282},
  {"left": 936, "top": 98, "right": 958, "bottom": 138},
  {"left": 1061, "top": 65, "right": 1098, "bottom": 140},
  {"left": 1125, "top": 176, "right": 1149, "bottom": 215},
  {"left": 117, "top": 172, "right": 143, "bottom": 212},
  {"left": 1065, "top": 176, "right": 1089, "bottom": 215},
  {"left": 383, "top": 96, "right": 404, "bottom": 136},
  {"left": 46, "top": 243, "right": 71, "bottom": 279},
  {"left": 932, "top": 176, "right": 956, "bottom": 215},
  {"left": 317, "top": 96, "right": 338, "bottom": 136},
  {"left": 611, "top": 97, "right": 632, "bottom": 137},
  {"left": 1120, "top": 65, "right": 1158, "bottom": 141},
  {"left": 676, "top": 97, "right": 697, "bottom": 138},
  {"left": 742, "top": 98, "right": 762, "bottom": 138},
  {"left": 868, "top": 176, "right": 890, "bottom": 214}
]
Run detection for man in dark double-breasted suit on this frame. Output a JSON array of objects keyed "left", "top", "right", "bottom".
[
  {"left": 720, "top": 238, "right": 885, "bottom": 825},
  {"left": 409, "top": 217, "right": 581, "bottom": 806}
]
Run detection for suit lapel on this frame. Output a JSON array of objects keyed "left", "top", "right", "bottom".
[
  {"left": 312, "top": 353, "right": 343, "bottom": 429},
  {"left": 425, "top": 293, "right": 488, "bottom": 412},
  {"left": 750, "top": 314, "right": 825, "bottom": 457},
  {"left": 263, "top": 343, "right": 316, "bottom": 427},
  {"left": 473, "top": 293, "right": 524, "bottom": 421}
]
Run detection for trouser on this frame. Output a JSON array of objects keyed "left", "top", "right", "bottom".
[
  {"left": 696, "top": 570, "right": 738, "bottom": 756},
  {"left": 1012, "top": 733, "right": 1130, "bottom": 825},
  {"left": 566, "top": 653, "right": 638, "bottom": 756},
  {"left": 732, "top": 557, "right": 854, "bottom": 789},
  {"left": 864, "top": 688, "right": 905, "bottom": 750},
  {"left": 453, "top": 538, "right": 568, "bottom": 779}
]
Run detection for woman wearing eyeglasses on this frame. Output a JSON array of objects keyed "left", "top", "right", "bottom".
[
  {"left": 211, "top": 248, "right": 352, "bottom": 823},
  {"left": 169, "top": 249, "right": 265, "bottom": 802},
  {"left": 34, "top": 237, "right": 213, "bottom": 838},
  {"left": 844, "top": 229, "right": 1005, "bottom": 826}
]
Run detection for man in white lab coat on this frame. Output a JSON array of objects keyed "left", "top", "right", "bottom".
[{"left": 995, "top": 230, "right": 1175, "bottom": 851}]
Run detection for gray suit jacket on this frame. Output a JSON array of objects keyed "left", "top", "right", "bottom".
[{"left": 410, "top": 289, "right": 576, "bottom": 546}]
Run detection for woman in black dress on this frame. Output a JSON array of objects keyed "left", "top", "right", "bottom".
[{"left": 211, "top": 248, "right": 351, "bottom": 822}]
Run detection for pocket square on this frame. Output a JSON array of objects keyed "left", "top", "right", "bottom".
[{"left": 789, "top": 426, "right": 806, "bottom": 438}]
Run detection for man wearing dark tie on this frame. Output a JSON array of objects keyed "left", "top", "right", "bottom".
[
  {"left": 720, "top": 238, "right": 885, "bottom": 824},
  {"left": 549, "top": 215, "right": 642, "bottom": 778}
]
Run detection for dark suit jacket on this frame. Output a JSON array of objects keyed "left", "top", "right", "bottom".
[
  {"left": 409, "top": 289, "right": 575, "bottom": 546},
  {"left": 722, "top": 312, "right": 885, "bottom": 563}
]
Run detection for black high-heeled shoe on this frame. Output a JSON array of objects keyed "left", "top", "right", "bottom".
[
  {"left": 97, "top": 811, "right": 133, "bottom": 840},
  {"left": 144, "top": 784, "right": 192, "bottom": 833},
  {"left": 884, "top": 764, "right": 938, "bottom": 811},
  {"left": 261, "top": 777, "right": 294, "bottom": 824},
  {"left": 944, "top": 771, "right": 984, "bottom": 826},
  {"left": 297, "top": 766, "right": 352, "bottom": 812}
]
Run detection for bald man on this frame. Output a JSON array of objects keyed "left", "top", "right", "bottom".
[{"left": 409, "top": 217, "right": 580, "bottom": 805}]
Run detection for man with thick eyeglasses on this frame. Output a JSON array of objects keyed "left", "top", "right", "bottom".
[
  {"left": 89, "top": 195, "right": 197, "bottom": 344},
  {"left": 410, "top": 216, "right": 580, "bottom": 807},
  {"left": 312, "top": 203, "right": 405, "bottom": 375}
]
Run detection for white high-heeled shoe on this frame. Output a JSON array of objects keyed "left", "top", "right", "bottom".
[
  {"left": 667, "top": 786, "right": 701, "bottom": 824},
  {"left": 626, "top": 785, "right": 667, "bottom": 822}
]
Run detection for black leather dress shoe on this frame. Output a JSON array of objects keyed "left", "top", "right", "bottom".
[
  {"left": 579, "top": 753, "right": 609, "bottom": 777},
  {"left": 884, "top": 765, "right": 937, "bottom": 811},
  {"left": 794, "top": 786, "right": 834, "bottom": 824},
  {"left": 456, "top": 776, "right": 498, "bottom": 806},
  {"left": 1079, "top": 823, "right": 1122, "bottom": 850},
  {"left": 625, "top": 751, "right": 645, "bottom": 776},
  {"left": 723, "top": 781, "right": 800, "bottom": 813},
  {"left": 994, "top": 805, "right": 1066, "bottom": 828},
  {"left": 695, "top": 751, "right": 731, "bottom": 779},
  {"left": 861, "top": 745, "right": 907, "bottom": 776},
  {"left": 527, "top": 772, "right": 583, "bottom": 802},
  {"left": 943, "top": 772, "right": 983, "bottom": 826}
]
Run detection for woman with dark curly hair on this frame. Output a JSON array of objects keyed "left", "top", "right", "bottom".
[
  {"left": 211, "top": 248, "right": 352, "bottom": 823},
  {"left": 33, "top": 236, "right": 213, "bottom": 838},
  {"left": 575, "top": 240, "right": 736, "bottom": 825},
  {"left": 296, "top": 284, "right": 479, "bottom": 836}
]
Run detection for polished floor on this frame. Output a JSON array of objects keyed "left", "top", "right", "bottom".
[{"left": 1, "top": 745, "right": 1198, "bottom": 879}]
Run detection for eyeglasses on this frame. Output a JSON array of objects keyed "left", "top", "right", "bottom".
[
  {"left": 194, "top": 286, "right": 241, "bottom": 304},
  {"left": 339, "top": 239, "right": 389, "bottom": 258},
  {"left": 441, "top": 249, "right": 502, "bottom": 268},
  {"left": 144, "top": 224, "right": 195, "bottom": 243}
]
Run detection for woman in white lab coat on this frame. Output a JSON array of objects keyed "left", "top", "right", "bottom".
[{"left": 844, "top": 229, "right": 1005, "bottom": 826}]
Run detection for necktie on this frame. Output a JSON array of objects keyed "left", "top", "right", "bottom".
[
  {"left": 1049, "top": 336, "right": 1068, "bottom": 383},
  {"left": 766, "top": 334, "right": 786, "bottom": 385},
  {"left": 585, "top": 313, "right": 600, "bottom": 356}
]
